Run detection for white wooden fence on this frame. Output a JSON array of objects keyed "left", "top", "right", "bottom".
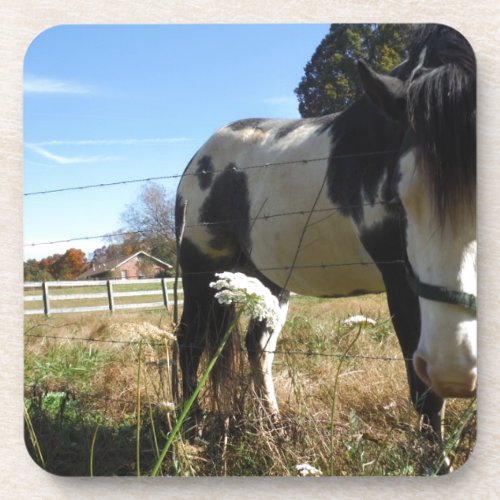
[{"left": 24, "top": 278, "right": 183, "bottom": 316}]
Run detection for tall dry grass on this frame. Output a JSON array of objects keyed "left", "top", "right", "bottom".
[{"left": 23, "top": 296, "right": 476, "bottom": 476}]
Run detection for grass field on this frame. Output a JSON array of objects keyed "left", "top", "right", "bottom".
[{"left": 23, "top": 294, "right": 476, "bottom": 476}]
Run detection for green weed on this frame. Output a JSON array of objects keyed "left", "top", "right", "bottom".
[{"left": 25, "top": 343, "right": 113, "bottom": 389}]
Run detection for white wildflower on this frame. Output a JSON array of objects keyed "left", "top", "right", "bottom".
[
  {"left": 210, "top": 272, "right": 281, "bottom": 329},
  {"left": 295, "top": 463, "right": 323, "bottom": 477},
  {"left": 342, "top": 315, "right": 376, "bottom": 327},
  {"left": 159, "top": 401, "right": 176, "bottom": 413}
]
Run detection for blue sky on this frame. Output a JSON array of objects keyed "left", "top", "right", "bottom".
[{"left": 24, "top": 24, "right": 330, "bottom": 261}]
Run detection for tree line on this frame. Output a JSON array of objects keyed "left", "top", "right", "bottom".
[
  {"left": 24, "top": 183, "right": 176, "bottom": 281},
  {"left": 24, "top": 24, "right": 411, "bottom": 282}
]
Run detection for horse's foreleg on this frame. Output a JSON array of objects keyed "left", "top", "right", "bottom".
[
  {"left": 178, "top": 309, "right": 207, "bottom": 404},
  {"left": 245, "top": 297, "right": 289, "bottom": 414},
  {"left": 384, "top": 273, "right": 445, "bottom": 441},
  {"left": 177, "top": 272, "right": 216, "bottom": 405}
]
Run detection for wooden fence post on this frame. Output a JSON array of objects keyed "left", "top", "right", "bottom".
[
  {"left": 171, "top": 200, "right": 187, "bottom": 405},
  {"left": 42, "top": 281, "right": 50, "bottom": 316},
  {"left": 161, "top": 278, "right": 169, "bottom": 310},
  {"left": 107, "top": 280, "right": 115, "bottom": 312}
]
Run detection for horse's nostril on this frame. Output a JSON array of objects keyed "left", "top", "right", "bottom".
[
  {"left": 413, "top": 354, "right": 477, "bottom": 398},
  {"left": 413, "top": 353, "right": 432, "bottom": 387}
]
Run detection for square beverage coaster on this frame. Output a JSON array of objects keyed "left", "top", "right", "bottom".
[{"left": 23, "top": 23, "right": 476, "bottom": 477}]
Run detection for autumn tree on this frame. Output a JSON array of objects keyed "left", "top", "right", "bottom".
[
  {"left": 24, "top": 259, "right": 53, "bottom": 281},
  {"left": 39, "top": 254, "right": 62, "bottom": 279},
  {"left": 96, "top": 232, "right": 148, "bottom": 261},
  {"left": 25, "top": 248, "right": 88, "bottom": 281},
  {"left": 89, "top": 246, "right": 110, "bottom": 264},
  {"left": 119, "top": 182, "right": 176, "bottom": 264},
  {"left": 50, "top": 248, "right": 88, "bottom": 279},
  {"left": 295, "top": 24, "right": 412, "bottom": 117},
  {"left": 86, "top": 183, "right": 176, "bottom": 269}
]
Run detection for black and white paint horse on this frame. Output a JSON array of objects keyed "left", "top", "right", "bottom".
[{"left": 175, "top": 25, "right": 476, "bottom": 439}]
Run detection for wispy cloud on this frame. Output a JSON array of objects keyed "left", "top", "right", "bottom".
[
  {"left": 25, "top": 144, "right": 118, "bottom": 165},
  {"left": 24, "top": 76, "right": 93, "bottom": 95},
  {"left": 24, "top": 137, "right": 191, "bottom": 165},
  {"left": 29, "top": 137, "right": 191, "bottom": 147},
  {"left": 262, "top": 95, "right": 300, "bottom": 118}
]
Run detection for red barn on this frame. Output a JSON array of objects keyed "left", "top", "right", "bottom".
[{"left": 79, "top": 251, "right": 173, "bottom": 280}]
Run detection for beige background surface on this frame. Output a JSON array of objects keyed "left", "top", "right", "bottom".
[{"left": 1, "top": 1, "right": 499, "bottom": 497}]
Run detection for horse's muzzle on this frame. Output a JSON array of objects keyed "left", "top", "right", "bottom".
[{"left": 413, "top": 352, "right": 477, "bottom": 398}]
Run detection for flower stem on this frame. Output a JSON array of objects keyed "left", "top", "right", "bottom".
[
  {"left": 329, "top": 325, "right": 362, "bottom": 474},
  {"left": 150, "top": 309, "right": 242, "bottom": 476}
]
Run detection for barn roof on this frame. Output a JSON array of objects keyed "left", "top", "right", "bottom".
[{"left": 79, "top": 250, "right": 173, "bottom": 279}]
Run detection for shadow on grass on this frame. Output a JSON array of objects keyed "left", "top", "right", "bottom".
[
  {"left": 24, "top": 390, "right": 175, "bottom": 477},
  {"left": 23, "top": 386, "right": 476, "bottom": 477}
]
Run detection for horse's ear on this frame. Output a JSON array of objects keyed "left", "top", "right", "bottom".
[{"left": 357, "top": 60, "right": 407, "bottom": 123}]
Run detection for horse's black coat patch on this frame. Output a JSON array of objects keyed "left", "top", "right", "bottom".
[
  {"left": 310, "top": 114, "right": 338, "bottom": 135},
  {"left": 175, "top": 193, "right": 186, "bottom": 241},
  {"left": 179, "top": 237, "right": 237, "bottom": 274},
  {"left": 275, "top": 115, "right": 338, "bottom": 140},
  {"left": 228, "top": 118, "right": 267, "bottom": 131},
  {"left": 195, "top": 155, "right": 215, "bottom": 190},
  {"left": 199, "top": 163, "right": 251, "bottom": 255},
  {"left": 359, "top": 214, "right": 406, "bottom": 267},
  {"left": 275, "top": 120, "right": 303, "bottom": 139},
  {"left": 327, "top": 96, "right": 404, "bottom": 224}
]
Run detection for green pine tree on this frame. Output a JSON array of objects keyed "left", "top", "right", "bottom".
[{"left": 295, "top": 24, "right": 412, "bottom": 117}]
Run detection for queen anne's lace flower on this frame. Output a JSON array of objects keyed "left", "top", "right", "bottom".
[
  {"left": 210, "top": 272, "right": 281, "bottom": 329},
  {"left": 342, "top": 315, "right": 376, "bottom": 327},
  {"left": 295, "top": 463, "right": 323, "bottom": 477}
]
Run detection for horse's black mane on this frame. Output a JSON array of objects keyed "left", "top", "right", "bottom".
[{"left": 406, "top": 25, "right": 476, "bottom": 226}]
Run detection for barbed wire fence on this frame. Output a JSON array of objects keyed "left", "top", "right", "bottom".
[
  {"left": 24, "top": 149, "right": 400, "bottom": 247},
  {"left": 24, "top": 332, "right": 410, "bottom": 363},
  {"left": 24, "top": 149, "right": 411, "bottom": 410},
  {"left": 24, "top": 319, "right": 410, "bottom": 414},
  {"left": 24, "top": 150, "right": 397, "bottom": 197}
]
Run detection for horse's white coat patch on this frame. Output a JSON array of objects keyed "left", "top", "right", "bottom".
[
  {"left": 398, "top": 148, "right": 477, "bottom": 394},
  {"left": 179, "top": 119, "right": 385, "bottom": 297},
  {"left": 361, "top": 170, "right": 391, "bottom": 231}
]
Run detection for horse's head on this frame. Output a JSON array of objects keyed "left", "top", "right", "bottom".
[{"left": 358, "top": 26, "right": 476, "bottom": 399}]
